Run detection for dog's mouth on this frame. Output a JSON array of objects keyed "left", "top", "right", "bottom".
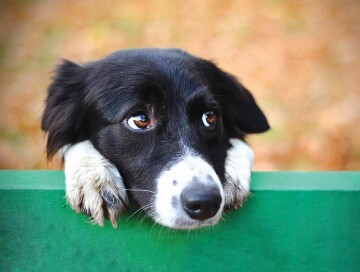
[{"left": 152, "top": 155, "right": 225, "bottom": 229}]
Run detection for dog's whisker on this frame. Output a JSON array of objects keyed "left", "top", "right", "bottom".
[
  {"left": 150, "top": 219, "right": 160, "bottom": 235},
  {"left": 127, "top": 203, "right": 153, "bottom": 220},
  {"left": 139, "top": 209, "right": 156, "bottom": 226},
  {"left": 139, "top": 214, "right": 150, "bottom": 225},
  {"left": 157, "top": 224, "right": 167, "bottom": 242},
  {"left": 130, "top": 204, "right": 156, "bottom": 227},
  {"left": 123, "top": 188, "right": 156, "bottom": 194}
]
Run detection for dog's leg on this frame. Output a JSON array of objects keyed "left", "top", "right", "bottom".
[
  {"left": 223, "top": 138, "right": 254, "bottom": 209},
  {"left": 61, "top": 140, "right": 128, "bottom": 228}
]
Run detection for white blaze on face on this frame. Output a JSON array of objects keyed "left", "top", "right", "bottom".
[{"left": 154, "top": 155, "right": 225, "bottom": 229}]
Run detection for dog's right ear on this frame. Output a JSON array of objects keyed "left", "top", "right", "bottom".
[
  {"left": 41, "top": 60, "right": 88, "bottom": 160},
  {"left": 197, "top": 59, "right": 270, "bottom": 137}
]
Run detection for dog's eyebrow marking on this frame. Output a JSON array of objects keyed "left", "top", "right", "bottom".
[
  {"left": 186, "top": 87, "right": 210, "bottom": 99},
  {"left": 187, "top": 97, "right": 219, "bottom": 113}
]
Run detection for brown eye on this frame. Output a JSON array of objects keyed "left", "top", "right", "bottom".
[
  {"left": 127, "top": 113, "right": 151, "bottom": 130},
  {"left": 202, "top": 111, "right": 216, "bottom": 127}
]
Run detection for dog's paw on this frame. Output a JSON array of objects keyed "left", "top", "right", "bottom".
[
  {"left": 223, "top": 139, "right": 253, "bottom": 209},
  {"left": 62, "top": 141, "right": 128, "bottom": 228}
]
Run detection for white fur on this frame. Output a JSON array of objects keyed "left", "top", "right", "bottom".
[
  {"left": 154, "top": 155, "right": 225, "bottom": 229},
  {"left": 63, "top": 141, "right": 128, "bottom": 228},
  {"left": 63, "top": 138, "right": 253, "bottom": 228},
  {"left": 223, "top": 138, "right": 254, "bottom": 208}
]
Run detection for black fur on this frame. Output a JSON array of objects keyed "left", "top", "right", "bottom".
[{"left": 42, "top": 48, "right": 269, "bottom": 209}]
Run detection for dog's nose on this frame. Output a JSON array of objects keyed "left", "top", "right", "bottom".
[{"left": 180, "top": 182, "right": 222, "bottom": 221}]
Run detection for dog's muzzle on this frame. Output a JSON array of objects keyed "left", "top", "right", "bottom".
[{"left": 154, "top": 155, "right": 225, "bottom": 229}]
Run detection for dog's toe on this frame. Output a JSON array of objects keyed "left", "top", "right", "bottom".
[
  {"left": 101, "top": 189, "right": 125, "bottom": 228},
  {"left": 66, "top": 166, "right": 127, "bottom": 227},
  {"left": 223, "top": 178, "right": 250, "bottom": 209},
  {"left": 81, "top": 186, "right": 105, "bottom": 226},
  {"left": 66, "top": 183, "right": 83, "bottom": 214}
]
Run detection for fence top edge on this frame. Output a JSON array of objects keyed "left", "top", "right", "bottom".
[{"left": 0, "top": 170, "right": 359, "bottom": 191}]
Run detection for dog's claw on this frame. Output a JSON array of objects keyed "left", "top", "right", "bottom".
[
  {"left": 108, "top": 211, "right": 119, "bottom": 228},
  {"left": 232, "top": 197, "right": 246, "bottom": 210},
  {"left": 224, "top": 186, "right": 248, "bottom": 210},
  {"left": 67, "top": 177, "right": 125, "bottom": 228},
  {"left": 111, "top": 219, "right": 118, "bottom": 228}
]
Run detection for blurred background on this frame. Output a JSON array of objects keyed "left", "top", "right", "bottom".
[{"left": 0, "top": 0, "right": 359, "bottom": 170}]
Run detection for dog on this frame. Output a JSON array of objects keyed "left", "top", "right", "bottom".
[{"left": 41, "top": 48, "right": 269, "bottom": 229}]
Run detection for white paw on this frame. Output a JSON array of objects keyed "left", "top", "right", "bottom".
[
  {"left": 223, "top": 139, "right": 253, "bottom": 209},
  {"left": 62, "top": 141, "right": 128, "bottom": 227}
]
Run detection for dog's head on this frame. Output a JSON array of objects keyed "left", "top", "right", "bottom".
[{"left": 42, "top": 49, "right": 269, "bottom": 228}]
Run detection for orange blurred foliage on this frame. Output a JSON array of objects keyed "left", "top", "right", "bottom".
[{"left": 0, "top": 0, "right": 359, "bottom": 170}]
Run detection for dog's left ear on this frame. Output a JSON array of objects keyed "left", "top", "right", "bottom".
[
  {"left": 41, "top": 60, "right": 89, "bottom": 159},
  {"left": 202, "top": 62, "right": 270, "bottom": 137}
]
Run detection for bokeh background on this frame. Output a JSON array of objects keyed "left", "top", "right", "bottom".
[{"left": 1, "top": 0, "right": 359, "bottom": 170}]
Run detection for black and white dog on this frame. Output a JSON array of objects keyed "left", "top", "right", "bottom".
[{"left": 42, "top": 48, "right": 269, "bottom": 229}]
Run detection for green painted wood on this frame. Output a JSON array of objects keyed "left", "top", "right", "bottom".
[{"left": 0, "top": 171, "right": 359, "bottom": 272}]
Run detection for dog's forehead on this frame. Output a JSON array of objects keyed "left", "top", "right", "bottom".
[
  {"left": 89, "top": 49, "right": 217, "bottom": 119},
  {"left": 103, "top": 49, "right": 205, "bottom": 86}
]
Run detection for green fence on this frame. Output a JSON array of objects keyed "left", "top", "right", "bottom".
[{"left": 1, "top": 171, "right": 359, "bottom": 272}]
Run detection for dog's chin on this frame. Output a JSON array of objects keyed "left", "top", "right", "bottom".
[{"left": 153, "top": 211, "right": 223, "bottom": 230}]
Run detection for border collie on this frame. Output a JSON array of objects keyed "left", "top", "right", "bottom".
[{"left": 42, "top": 48, "right": 269, "bottom": 229}]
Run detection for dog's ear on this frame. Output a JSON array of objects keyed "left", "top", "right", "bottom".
[
  {"left": 203, "top": 62, "right": 270, "bottom": 137},
  {"left": 41, "top": 60, "right": 88, "bottom": 159}
]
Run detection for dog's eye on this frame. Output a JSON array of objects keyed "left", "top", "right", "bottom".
[
  {"left": 127, "top": 113, "right": 152, "bottom": 130},
  {"left": 202, "top": 111, "right": 216, "bottom": 127}
]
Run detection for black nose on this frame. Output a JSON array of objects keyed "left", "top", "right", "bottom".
[{"left": 180, "top": 183, "right": 222, "bottom": 221}]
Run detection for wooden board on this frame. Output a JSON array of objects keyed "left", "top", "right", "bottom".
[{"left": 1, "top": 171, "right": 359, "bottom": 272}]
